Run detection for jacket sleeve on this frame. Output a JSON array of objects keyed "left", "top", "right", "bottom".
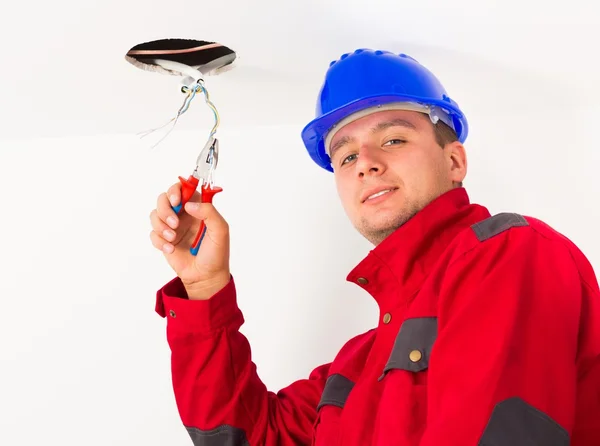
[
  {"left": 419, "top": 227, "right": 585, "bottom": 446},
  {"left": 155, "top": 275, "right": 329, "bottom": 445}
]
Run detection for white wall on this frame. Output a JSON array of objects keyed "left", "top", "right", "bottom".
[
  {"left": 1, "top": 106, "right": 598, "bottom": 444},
  {"left": 1, "top": 4, "right": 599, "bottom": 439}
]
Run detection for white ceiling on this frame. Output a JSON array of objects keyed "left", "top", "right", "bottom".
[{"left": 1, "top": 0, "right": 598, "bottom": 142}]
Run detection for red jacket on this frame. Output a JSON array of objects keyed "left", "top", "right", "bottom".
[{"left": 155, "top": 187, "right": 600, "bottom": 445}]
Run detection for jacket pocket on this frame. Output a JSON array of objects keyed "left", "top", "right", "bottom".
[
  {"left": 478, "top": 397, "right": 570, "bottom": 446},
  {"left": 374, "top": 317, "right": 437, "bottom": 445},
  {"left": 379, "top": 317, "right": 438, "bottom": 379},
  {"left": 312, "top": 374, "right": 354, "bottom": 446}
]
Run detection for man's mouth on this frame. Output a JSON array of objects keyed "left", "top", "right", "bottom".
[
  {"left": 367, "top": 190, "right": 391, "bottom": 200},
  {"left": 362, "top": 187, "right": 398, "bottom": 203}
]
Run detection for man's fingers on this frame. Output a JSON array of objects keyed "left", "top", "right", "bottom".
[
  {"left": 150, "top": 229, "right": 174, "bottom": 254},
  {"left": 156, "top": 192, "right": 180, "bottom": 229},
  {"left": 149, "top": 210, "right": 177, "bottom": 243},
  {"left": 166, "top": 182, "right": 182, "bottom": 208}
]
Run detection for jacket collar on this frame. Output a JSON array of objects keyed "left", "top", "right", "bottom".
[{"left": 346, "top": 187, "right": 491, "bottom": 311}]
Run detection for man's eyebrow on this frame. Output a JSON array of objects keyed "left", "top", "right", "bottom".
[
  {"left": 371, "top": 119, "right": 417, "bottom": 133},
  {"left": 329, "top": 135, "right": 354, "bottom": 158},
  {"left": 328, "top": 119, "right": 417, "bottom": 158}
]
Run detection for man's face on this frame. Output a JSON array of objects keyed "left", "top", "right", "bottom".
[{"left": 329, "top": 109, "right": 467, "bottom": 245}]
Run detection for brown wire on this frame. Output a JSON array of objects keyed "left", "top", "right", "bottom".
[{"left": 127, "top": 43, "right": 223, "bottom": 56}]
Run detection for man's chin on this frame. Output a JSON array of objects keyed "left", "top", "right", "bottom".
[
  {"left": 357, "top": 221, "right": 401, "bottom": 245},
  {"left": 357, "top": 211, "right": 417, "bottom": 244}
]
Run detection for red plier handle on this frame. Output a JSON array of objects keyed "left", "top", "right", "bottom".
[
  {"left": 172, "top": 175, "right": 198, "bottom": 214},
  {"left": 172, "top": 175, "right": 223, "bottom": 255}
]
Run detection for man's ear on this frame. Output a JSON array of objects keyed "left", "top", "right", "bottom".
[{"left": 446, "top": 141, "right": 467, "bottom": 184}]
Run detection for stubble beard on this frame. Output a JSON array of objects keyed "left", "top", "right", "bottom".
[{"left": 358, "top": 203, "right": 421, "bottom": 245}]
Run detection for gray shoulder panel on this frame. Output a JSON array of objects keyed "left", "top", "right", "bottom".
[
  {"left": 186, "top": 425, "right": 249, "bottom": 446},
  {"left": 471, "top": 212, "right": 529, "bottom": 242}
]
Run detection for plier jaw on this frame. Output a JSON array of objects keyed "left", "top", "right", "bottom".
[
  {"left": 194, "top": 136, "right": 219, "bottom": 188},
  {"left": 171, "top": 135, "right": 223, "bottom": 255}
]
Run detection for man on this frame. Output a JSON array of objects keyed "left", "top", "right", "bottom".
[{"left": 149, "top": 49, "right": 600, "bottom": 445}]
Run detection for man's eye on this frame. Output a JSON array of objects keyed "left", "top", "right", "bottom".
[
  {"left": 384, "top": 139, "right": 405, "bottom": 145},
  {"left": 342, "top": 153, "right": 358, "bottom": 165}
]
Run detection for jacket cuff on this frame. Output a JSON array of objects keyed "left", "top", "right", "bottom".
[{"left": 155, "top": 275, "right": 241, "bottom": 334}]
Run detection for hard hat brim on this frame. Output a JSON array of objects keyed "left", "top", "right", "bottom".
[{"left": 301, "top": 93, "right": 468, "bottom": 172}]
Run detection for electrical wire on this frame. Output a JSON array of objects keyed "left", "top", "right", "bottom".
[{"left": 139, "top": 79, "right": 220, "bottom": 149}]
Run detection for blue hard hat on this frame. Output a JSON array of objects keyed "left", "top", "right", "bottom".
[{"left": 300, "top": 49, "right": 468, "bottom": 172}]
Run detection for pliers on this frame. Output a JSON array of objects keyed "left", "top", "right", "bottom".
[{"left": 172, "top": 136, "right": 223, "bottom": 255}]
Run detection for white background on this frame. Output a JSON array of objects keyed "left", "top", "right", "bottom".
[{"left": 1, "top": 0, "right": 599, "bottom": 444}]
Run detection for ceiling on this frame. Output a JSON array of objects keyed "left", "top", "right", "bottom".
[{"left": 1, "top": 0, "right": 598, "bottom": 142}]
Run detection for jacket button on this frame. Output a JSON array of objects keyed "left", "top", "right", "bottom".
[
  {"left": 409, "top": 349, "right": 422, "bottom": 362},
  {"left": 382, "top": 313, "right": 392, "bottom": 324},
  {"left": 357, "top": 277, "right": 368, "bottom": 285},
  {"left": 169, "top": 310, "right": 176, "bottom": 318}
]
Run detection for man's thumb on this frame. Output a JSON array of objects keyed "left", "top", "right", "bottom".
[
  {"left": 184, "top": 201, "right": 208, "bottom": 218},
  {"left": 184, "top": 202, "right": 226, "bottom": 230}
]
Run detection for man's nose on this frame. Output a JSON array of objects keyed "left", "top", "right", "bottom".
[{"left": 355, "top": 146, "right": 384, "bottom": 177}]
